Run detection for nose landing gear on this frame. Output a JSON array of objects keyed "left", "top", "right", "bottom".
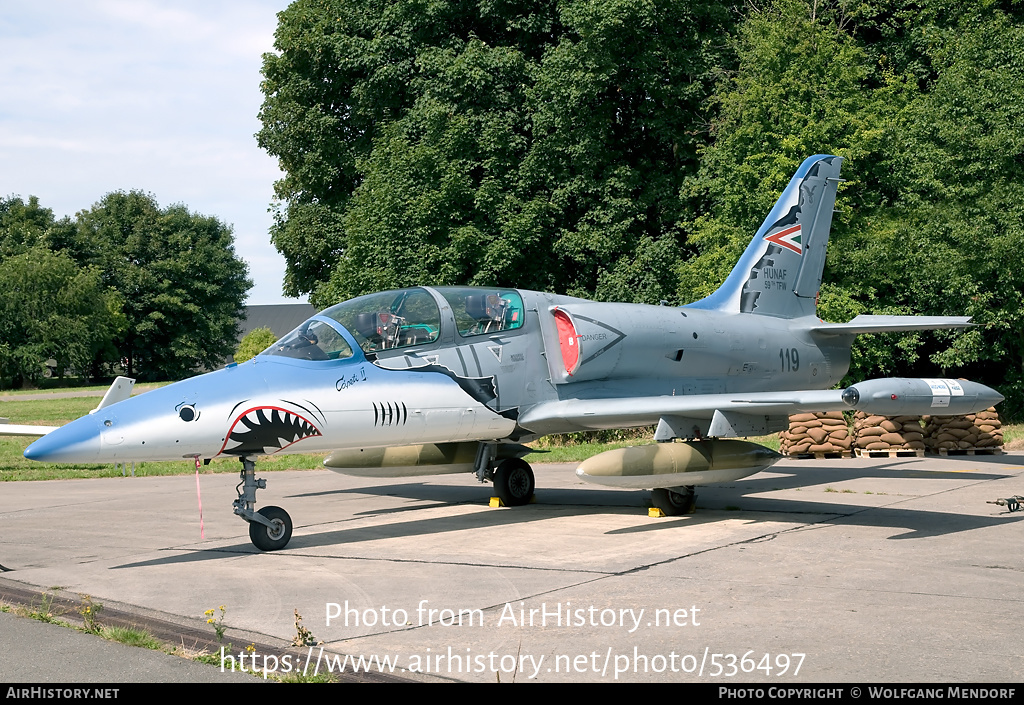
[{"left": 234, "top": 457, "right": 293, "bottom": 551}]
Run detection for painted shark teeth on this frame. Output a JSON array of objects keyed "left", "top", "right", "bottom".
[{"left": 220, "top": 406, "right": 321, "bottom": 456}]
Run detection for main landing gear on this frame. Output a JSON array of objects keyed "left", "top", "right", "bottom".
[
  {"left": 493, "top": 458, "right": 535, "bottom": 506},
  {"left": 475, "top": 444, "right": 535, "bottom": 506},
  {"left": 650, "top": 486, "right": 697, "bottom": 516},
  {"left": 234, "top": 457, "right": 293, "bottom": 551}
]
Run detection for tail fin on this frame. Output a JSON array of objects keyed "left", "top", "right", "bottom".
[{"left": 687, "top": 154, "right": 844, "bottom": 318}]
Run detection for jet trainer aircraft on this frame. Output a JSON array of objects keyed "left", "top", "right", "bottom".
[{"left": 16, "top": 155, "right": 1003, "bottom": 550}]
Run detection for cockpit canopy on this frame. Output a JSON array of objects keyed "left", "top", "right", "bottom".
[
  {"left": 260, "top": 286, "right": 525, "bottom": 361},
  {"left": 325, "top": 288, "right": 441, "bottom": 352},
  {"left": 436, "top": 286, "right": 524, "bottom": 338}
]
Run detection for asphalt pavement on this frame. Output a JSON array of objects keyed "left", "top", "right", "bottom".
[{"left": 1, "top": 453, "right": 1022, "bottom": 683}]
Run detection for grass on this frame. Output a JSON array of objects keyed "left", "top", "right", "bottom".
[
  {"left": 6, "top": 593, "right": 156, "bottom": 650},
  {"left": 0, "top": 437, "right": 332, "bottom": 483},
  {"left": 0, "top": 381, "right": 169, "bottom": 397},
  {"left": 102, "top": 626, "right": 164, "bottom": 649},
  {"left": 1, "top": 591, "right": 265, "bottom": 678},
  {"left": 1003, "top": 424, "right": 1024, "bottom": 449},
  {"left": 27, "top": 590, "right": 68, "bottom": 626},
  {"left": 2, "top": 395, "right": 107, "bottom": 425},
  {"left": 0, "top": 443, "right": 332, "bottom": 481},
  {"left": 525, "top": 438, "right": 655, "bottom": 463}
]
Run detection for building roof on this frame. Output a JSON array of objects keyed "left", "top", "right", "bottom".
[{"left": 239, "top": 303, "right": 317, "bottom": 342}]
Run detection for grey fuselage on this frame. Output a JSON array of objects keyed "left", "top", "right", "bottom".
[{"left": 373, "top": 287, "right": 851, "bottom": 439}]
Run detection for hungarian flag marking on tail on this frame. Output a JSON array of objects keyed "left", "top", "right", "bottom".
[{"left": 764, "top": 224, "right": 802, "bottom": 255}]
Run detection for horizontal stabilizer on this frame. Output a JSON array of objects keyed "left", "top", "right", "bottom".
[{"left": 808, "top": 315, "right": 972, "bottom": 336}]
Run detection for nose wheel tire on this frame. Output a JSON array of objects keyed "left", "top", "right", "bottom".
[
  {"left": 249, "top": 505, "right": 293, "bottom": 551},
  {"left": 651, "top": 487, "right": 696, "bottom": 516},
  {"left": 493, "top": 459, "right": 535, "bottom": 506}
]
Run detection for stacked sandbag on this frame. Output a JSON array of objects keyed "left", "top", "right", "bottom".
[
  {"left": 922, "top": 408, "right": 1003, "bottom": 452},
  {"left": 853, "top": 412, "right": 926, "bottom": 452},
  {"left": 780, "top": 412, "right": 851, "bottom": 455}
]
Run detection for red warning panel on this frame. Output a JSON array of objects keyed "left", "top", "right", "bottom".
[{"left": 553, "top": 308, "right": 580, "bottom": 376}]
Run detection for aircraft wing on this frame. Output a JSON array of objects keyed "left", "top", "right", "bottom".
[
  {"left": 0, "top": 377, "right": 134, "bottom": 439},
  {"left": 517, "top": 377, "right": 1003, "bottom": 437},
  {"left": 518, "top": 390, "right": 845, "bottom": 434},
  {"left": 0, "top": 423, "right": 59, "bottom": 437},
  {"left": 807, "top": 315, "right": 972, "bottom": 336}
]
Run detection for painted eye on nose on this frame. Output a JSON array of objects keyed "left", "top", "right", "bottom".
[{"left": 177, "top": 404, "right": 199, "bottom": 422}]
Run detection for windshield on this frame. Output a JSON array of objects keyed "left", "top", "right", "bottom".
[
  {"left": 261, "top": 318, "right": 355, "bottom": 361},
  {"left": 320, "top": 288, "right": 441, "bottom": 353}
]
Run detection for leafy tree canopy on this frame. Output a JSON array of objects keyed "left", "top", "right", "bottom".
[
  {"left": 74, "top": 191, "right": 253, "bottom": 381},
  {"left": 0, "top": 247, "right": 124, "bottom": 387},
  {"left": 1, "top": 190, "right": 252, "bottom": 384},
  {"left": 259, "top": 0, "right": 739, "bottom": 307},
  {"left": 678, "top": 0, "right": 1024, "bottom": 415},
  {"left": 0, "top": 195, "right": 80, "bottom": 262}
]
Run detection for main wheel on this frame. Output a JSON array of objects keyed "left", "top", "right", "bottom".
[
  {"left": 493, "top": 459, "right": 535, "bottom": 506},
  {"left": 249, "top": 506, "right": 293, "bottom": 551},
  {"left": 651, "top": 487, "right": 696, "bottom": 516}
]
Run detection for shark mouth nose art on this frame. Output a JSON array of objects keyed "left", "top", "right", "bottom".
[{"left": 219, "top": 406, "right": 322, "bottom": 456}]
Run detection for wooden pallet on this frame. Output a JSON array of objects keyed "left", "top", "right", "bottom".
[
  {"left": 932, "top": 447, "right": 1003, "bottom": 456},
  {"left": 787, "top": 451, "right": 853, "bottom": 460},
  {"left": 855, "top": 448, "right": 925, "bottom": 459}
]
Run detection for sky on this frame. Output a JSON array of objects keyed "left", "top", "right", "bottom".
[{"left": 0, "top": 1, "right": 300, "bottom": 305}]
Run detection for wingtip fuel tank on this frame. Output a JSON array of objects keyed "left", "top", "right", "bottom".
[
  {"left": 576, "top": 439, "right": 783, "bottom": 490},
  {"left": 841, "top": 378, "right": 1003, "bottom": 416}
]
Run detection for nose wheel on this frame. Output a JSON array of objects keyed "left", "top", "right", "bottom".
[
  {"left": 248, "top": 505, "right": 293, "bottom": 551},
  {"left": 235, "top": 457, "right": 293, "bottom": 551}
]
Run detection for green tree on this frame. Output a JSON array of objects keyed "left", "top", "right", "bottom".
[
  {"left": 259, "top": 0, "right": 738, "bottom": 307},
  {"left": 74, "top": 192, "right": 252, "bottom": 381},
  {"left": 234, "top": 327, "right": 279, "bottom": 363},
  {"left": 0, "top": 247, "right": 123, "bottom": 387},
  {"left": 864, "top": 9, "right": 1024, "bottom": 416},
  {"left": 672, "top": 0, "right": 914, "bottom": 383},
  {"left": 258, "top": 0, "right": 1024, "bottom": 418},
  {"left": 0, "top": 196, "right": 80, "bottom": 262},
  {"left": 674, "top": 0, "right": 1024, "bottom": 417},
  {"left": 675, "top": 0, "right": 888, "bottom": 304}
]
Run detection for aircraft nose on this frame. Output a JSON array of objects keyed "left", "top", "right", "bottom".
[{"left": 24, "top": 415, "right": 102, "bottom": 463}]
